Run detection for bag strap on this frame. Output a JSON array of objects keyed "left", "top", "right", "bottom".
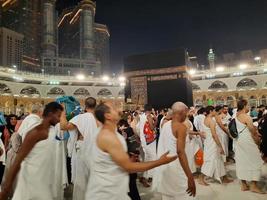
[
  {"left": 238, "top": 125, "right": 247, "bottom": 135},
  {"left": 235, "top": 117, "right": 247, "bottom": 136}
]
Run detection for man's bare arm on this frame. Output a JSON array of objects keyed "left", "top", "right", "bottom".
[
  {"left": 244, "top": 115, "right": 260, "bottom": 145},
  {"left": 175, "top": 123, "right": 193, "bottom": 178},
  {"left": 100, "top": 133, "right": 176, "bottom": 173},
  {"left": 1, "top": 128, "right": 47, "bottom": 195},
  {"left": 210, "top": 120, "right": 224, "bottom": 149},
  {"left": 59, "top": 110, "right": 76, "bottom": 131},
  {"left": 215, "top": 115, "right": 229, "bottom": 135}
]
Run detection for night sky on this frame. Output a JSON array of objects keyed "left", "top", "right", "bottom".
[{"left": 56, "top": 0, "right": 267, "bottom": 72}]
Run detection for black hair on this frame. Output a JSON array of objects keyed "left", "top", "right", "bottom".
[
  {"left": 85, "top": 97, "right": 97, "bottom": 109},
  {"left": 94, "top": 102, "right": 110, "bottom": 124},
  {"left": 215, "top": 105, "right": 223, "bottom": 112},
  {"left": 237, "top": 99, "right": 248, "bottom": 112},
  {"left": 144, "top": 104, "right": 152, "bottom": 112},
  {"left": 197, "top": 107, "right": 205, "bottom": 115},
  {"left": 6, "top": 114, "right": 18, "bottom": 135},
  {"left": 205, "top": 106, "right": 215, "bottom": 115},
  {"left": 118, "top": 119, "right": 129, "bottom": 127},
  {"left": 223, "top": 105, "right": 228, "bottom": 108},
  {"left": 43, "top": 102, "right": 63, "bottom": 117}
]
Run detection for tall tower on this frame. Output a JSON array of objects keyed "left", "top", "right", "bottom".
[
  {"left": 42, "top": 0, "right": 56, "bottom": 57},
  {"left": 80, "top": 0, "right": 96, "bottom": 61},
  {"left": 208, "top": 48, "right": 215, "bottom": 70}
]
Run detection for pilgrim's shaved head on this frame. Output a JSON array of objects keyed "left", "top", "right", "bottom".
[
  {"left": 171, "top": 102, "right": 188, "bottom": 122},
  {"left": 171, "top": 102, "right": 188, "bottom": 113}
]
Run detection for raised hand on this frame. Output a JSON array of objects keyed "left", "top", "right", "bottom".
[{"left": 159, "top": 151, "right": 177, "bottom": 165}]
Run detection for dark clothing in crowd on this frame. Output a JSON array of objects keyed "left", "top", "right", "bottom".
[
  {"left": 258, "top": 116, "right": 267, "bottom": 158},
  {"left": 118, "top": 120, "right": 141, "bottom": 200},
  {"left": 128, "top": 173, "right": 141, "bottom": 200},
  {"left": 156, "top": 114, "right": 164, "bottom": 146},
  {"left": 258, "top": 110, "right": 264, "bottom": 121}
]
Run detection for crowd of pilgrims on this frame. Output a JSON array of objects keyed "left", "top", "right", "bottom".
[{"left": 0, "top": 97, "right": 266, "bottom": 200}]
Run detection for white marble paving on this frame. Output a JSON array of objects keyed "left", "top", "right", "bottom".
[{"left": 140, "top": 163, "right": 267, "bottom": 200}]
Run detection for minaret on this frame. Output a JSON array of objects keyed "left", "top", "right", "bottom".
[
  {"left": 42, "top": 0, "right": 57, "bottom": 57},
  {"left": 208, "top": 48, "right": 215, "bottom": 70},
  {"left": 80, "top": 0, "right": 96, "bottom": 61}
]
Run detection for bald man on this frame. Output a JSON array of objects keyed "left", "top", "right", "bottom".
[{"left": 154, "top": 102, "right": 196, "bottom": 200}]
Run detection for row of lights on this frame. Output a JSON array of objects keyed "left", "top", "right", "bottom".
[
  {"left": 49, "top": 81, "right": 60, "bottom": 85},
  {"left": 189, "top": 64, "right": 266, "bottom": 76},
  {"left": 12, "top": 76, "right": 24, "bottom": 82},
  {"left": 189, "top": 56, "right": 264, "bottom": 76}
]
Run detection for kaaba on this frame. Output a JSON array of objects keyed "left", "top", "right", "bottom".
[{"left": 124, "top": 49, "right": 193, "bottom": 109}]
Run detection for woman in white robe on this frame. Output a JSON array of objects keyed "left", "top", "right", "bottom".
[{"left": 234, "top": 99, "right": 264, "bottom": 193}]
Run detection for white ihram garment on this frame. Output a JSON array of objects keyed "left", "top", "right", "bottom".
[
  {"left": 185, "top": 121, "right": 201, "bottom": 173},
  {"left": 154, "top": 121, "right": 197, "bottom": 200},
  {"left": 215, "top": 118, "right": 229, "bottom": 162},
  {"left": 139, "top": 113, "right": 156, "bottom": 179},
  {"left": 69, "top": 112, "right": 98, "bottom": 200},
  {"left": 50, "top": 124, "right": 68, "bottom": 200},
  {"left": 85, "top": 132, "right": 130, "bottom": 200},
  {"left": 234, "top": 118, "right": 263, "bottom": 181},
  {"left": 18, "top": 114, "right": 41, "bottom": 141},
  {"left": 194, "top": 114, "right": 205, "bottom": 132},
  {"left": 12, "top": 128, "right": 54, "bottom": 200},
  {"left": 201, "top": 123, "right": 225, "bottom": 182}
]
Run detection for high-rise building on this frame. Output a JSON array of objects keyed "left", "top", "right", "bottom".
[
  {"left": 57, "top": 0, "right": 110, "bottom": 75},
  {"left": 1, "top": 0, "right": 110, "bottom": 75},
  {"left": 94, "top": 23, "right": 110, "bottom": 73},
  {"left": 1, "top": 0, "right": 42, "bottom": 71},
  {"left": 0, "top": 27, "right": 24, "bottom": 68}
]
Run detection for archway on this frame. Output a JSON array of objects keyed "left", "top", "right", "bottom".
[
  {"left": 47, "top": 87, "right": 65, "bottom": 97},
  {"left": 0, "top": 83, "right": 12, "bottom": 95},
  {"left": 73, "top": 88, "right": 90, "bottom": 98},
  {"left": 237, "top": 78, "right": 257, "bottom": 90},
  {"left": 97, "top": 88, "right": 112, "bottom": 98},
  {"left": 20, "top": 86, "right": 40, "bottom": 97},
  {"left": 208, "top": 81, "right": 228, "bottom": 91}
]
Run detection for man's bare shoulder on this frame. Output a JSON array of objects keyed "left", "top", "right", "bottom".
[
  {"left": 25, "top": 124, "right": 48, "bottom": 140},
  {"left": 97, "top": 129, "right": 121, "bottom": 151}
]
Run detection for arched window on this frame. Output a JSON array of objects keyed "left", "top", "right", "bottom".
[
  {"left": 237, "top": 78, "right": 257, "bottom": 89},
  {"left": 0, "top": 83, "right": 12, "bottom": 94},
  {"left": 73, "top": 88, "right": 90, "bottom": 97},
  {"left": 97, "top": 89, "right": 112, "bottom": 98},
  {"left": 20, "top": 86, "right": 40, "bottom": 97},
  {"left": 47, "top": 87, "right": 65, "bottom": 96},
  {"left": 208, "top": 81, "right": 228, "bottom": 91},
  {"left": 192, "top": 83, "right": 200, "bottom": 91}
]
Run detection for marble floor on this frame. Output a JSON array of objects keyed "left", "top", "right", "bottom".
[
  {"left": 139, "top": 163, "right": 267, "bottom": 200},
  {"left": 64, "top": 163, "right": 267, "bottom": 200}
]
